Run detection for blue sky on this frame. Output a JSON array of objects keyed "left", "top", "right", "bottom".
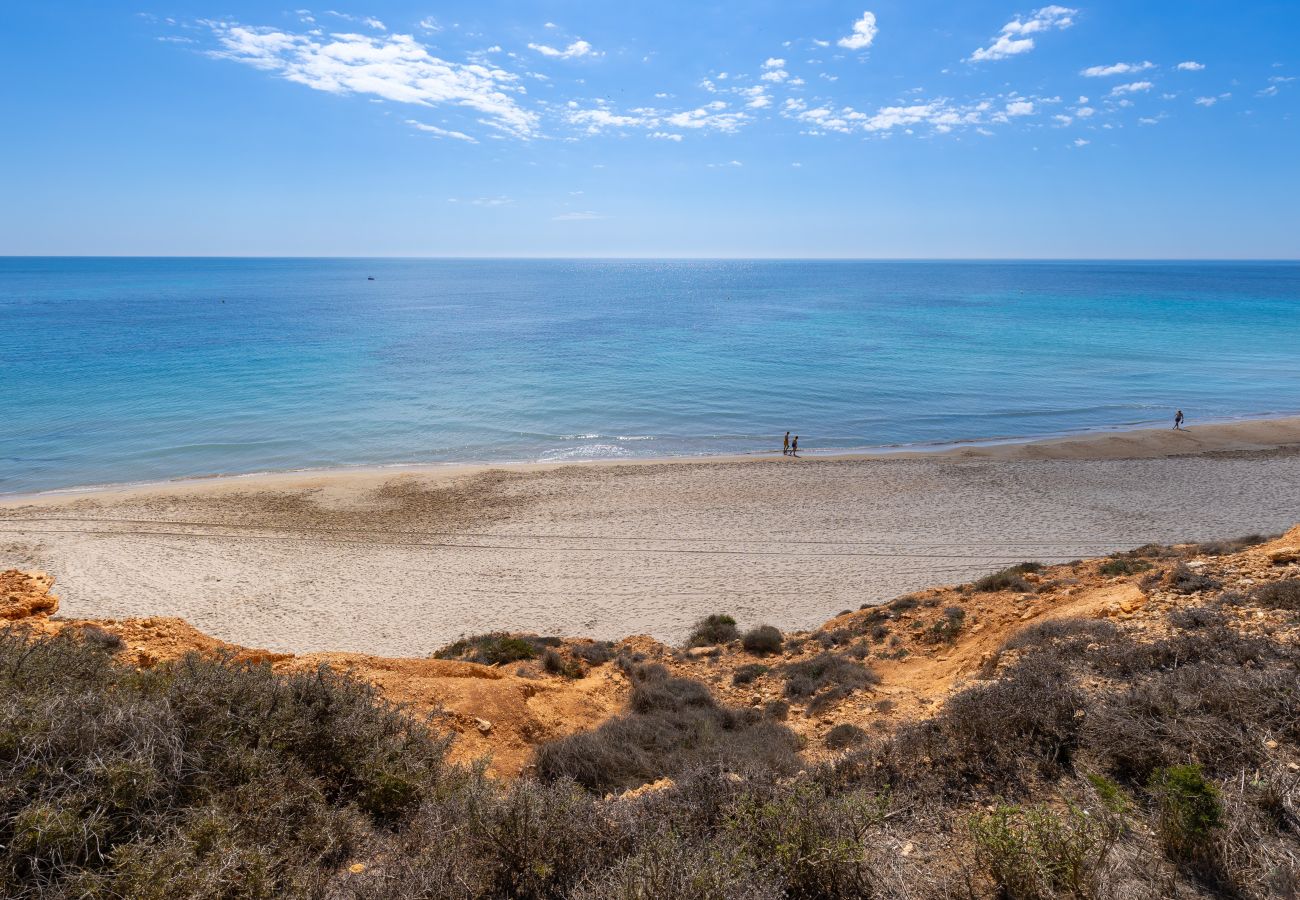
[{"left": 3, "top": 1, "right": 1297, "bottom": 257}]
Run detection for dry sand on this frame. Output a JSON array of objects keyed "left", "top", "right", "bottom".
[{"left": 3, "top": 417, "right": 1299, "bottom": 656}]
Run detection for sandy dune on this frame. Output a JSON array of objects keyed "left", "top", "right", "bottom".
[{"left": 2, "top": 417, "right": 1299, "bottom": 656}]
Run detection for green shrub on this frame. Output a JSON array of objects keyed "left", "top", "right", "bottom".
[
  {"left": 922, "top": 606, "right": 966, "bottom": 644},
  {"left": 975, "top": 562, "right": 1043, "bottom": 593},
  {"left": 687, "top": 614, "right": 739, "bottom": 648},
  {"left": 542, "top": 647, "right": 582, "bottom": 678},
  {"left": 1149, "top": 764, "right": 1223, "bottom": 861},
  {"left": 741, "top": 625, "right": 784, "bottom": 655},
  {"left": 1099, "top": 557, "right": 1152, "bottom": 576},
  {"left": 970, "top": 802, "right": 1117, "bottom": 899},
  {"left": 434, "top": 632, "right": 553, "bottom": 665}
]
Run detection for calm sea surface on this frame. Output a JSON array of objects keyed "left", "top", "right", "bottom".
[{"left": 3, "top": 258, "right": 1298, "bottom": 494}]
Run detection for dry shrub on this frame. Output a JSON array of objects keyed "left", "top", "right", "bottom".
[
  {"left": 534, "top": 664, "right": 800, "bottom": 794},
  {"left": 1248, "top": 578, "right": 1300, "bottom": 611},
  {"left": 741, "top": 625, "right": 784, "bottom": 655},
  {"left": 686, "top": 614, "right": 738, "bottom": 648}
]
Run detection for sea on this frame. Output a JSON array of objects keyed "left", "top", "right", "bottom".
[{"left": 3, "top": 258, "right": 1298, "bottom": 495}]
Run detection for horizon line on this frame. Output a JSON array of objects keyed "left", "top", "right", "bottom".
[{"left": 4, "top": 255, "right": 1300, "bottom": 263}]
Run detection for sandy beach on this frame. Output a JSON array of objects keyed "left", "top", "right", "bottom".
[{"left": 3, "top": 416, "right": 1299, "bottom": 656}]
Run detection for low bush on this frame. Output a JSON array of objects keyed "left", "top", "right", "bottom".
[
  {"left": 1002, "top": 617, "right": 1119, "bottom": 658},
  {"left": 1248, "top": 578, "right": 1300, "bottom": 611},
  {"left": 974, "top": 562, "right": 1043, "bottom": 593},
  {"left": 969, "top": 802, "right": 1118, "bottom": 898},
  {"left": 782, "top": 652, "right": 879, "bottom": 700},
  {"left": 741, "top": 625, "right": 784, "bottom": 655},
  {"left": 825, "top": 723, "right": 868, "bottom": 750},
  {"left": 542, "top": 647, "right": 582, "bottom": 678},
  {"left": 732, "top": 663, "right": 769, "bottom": 685},
  {"left": 686, "top": 614, "right": 739, "bottom": 648},
  {"left": 881, "top": 653, "right": 1084, "bottom": 799},
  {"left": 1190, "top": 533, "right": 1277, "bottom": 556},
  {"left": 922, "top": 606, "right": 966, "bottom": 644},
  {"left": 1163, "top": 563, "right": 1223, "bottom": 595},
  {"left": 1167, "top": 605, "right": 1226, "bottom": 630},
  {"left": 1149, "top": 764, "right": 1223, "bottom": 863},
  {"left": 0, "top": 629, "right": 448, "bottom": 897},
  {"left": 534, "top": 664, "right": 800, "bottom": 794},
  {"left": 1099, "top": 557, "right": 1152, "bottom": 576},
  {"left": 434, "top": 632, "right": 557, "bottom": 665},
  {"left": 571, "top": 640, "right": 615, "bottom": 665}
]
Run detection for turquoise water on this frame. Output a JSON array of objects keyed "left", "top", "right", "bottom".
[{"left": 2, "top": 258, "right": 1298, "bottom": 495}]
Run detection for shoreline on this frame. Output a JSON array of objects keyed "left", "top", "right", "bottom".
[
  {"left": 5, "top": 413, "right": 1300, "bottom": 507},
  {"left": 2, "top": 412, "right": 1300, "bottom": 656}
]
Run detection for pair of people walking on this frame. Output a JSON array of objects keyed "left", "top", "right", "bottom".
[{"left": 782, "top": 431, "right": 799, "bottom": 456}]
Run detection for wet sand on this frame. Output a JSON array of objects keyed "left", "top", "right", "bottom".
[{"left": 3, "top": 417, "right": 1299, "bottom": 656}]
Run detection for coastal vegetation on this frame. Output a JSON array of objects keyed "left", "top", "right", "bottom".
[{"left": 3, "top": 530, "right": 1299, "bottom": 898}]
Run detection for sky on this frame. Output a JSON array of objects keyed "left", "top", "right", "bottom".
[{"left": 2, "top": 1, "right": 1298, "bottom": 258}]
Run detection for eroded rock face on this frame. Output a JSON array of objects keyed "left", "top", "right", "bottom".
[{"left": 0, "top": 569, "right": 58, "bottom": 620}]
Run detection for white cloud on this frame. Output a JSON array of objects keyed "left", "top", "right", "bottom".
[
  {"left": 553, "top": 211, "right": 605, "bottom": 221},
  {"left": 1074, "top": 105, "right": 1095, "bottom": 117},
  {"left": 544, "top": 22, "right": 558, "bottom": 29},
  {"left": 740, "top": 85, "right": 771, "bottom": 108},
  {"left": 1073, "top": 137, "right": 1089, "bottom": 146},
  {"left": 707, "top": 160, "right": 743, "bottom": 167},
  {"left": 649, "top": 131, "right": 683, "bottom": 141},
  {"left": 837, "top": 11, "right": 878, "bottom": 51},
  {"left": 1175, "top": 61, "right": 1205, "bottom": 71},
  {"left": 760, "top": 57, "right": 789, "bottom": 83},
  {"left": 1005, "top": 99, "right": 1035, "bottom": 116},
  {"left": 1110, "top": 81, "right": 1153, "bottom": 96},
  {"left": 417, "top": 17, "right": 441, "bottom": 32},
  {"left": 529, "top": 39, "right": 600, "bottom": 60},
  {"left": 1194, "top": 95, "right": 1217, "bottom": 106},
  {"left": 406, "top": 119, "right": 478, "bottom": 142},
  {"left": 969, "top": 5, "right": 1077, "bottom": 62},
  {"left": 1081, "top": 61, "right": 1154, "bottom": 77},
  {"left": 202, "top": 20, "right": 539, "bottom": 138},
  {"left": 566, "top": 101, "right": 748, "bottom": 136}
]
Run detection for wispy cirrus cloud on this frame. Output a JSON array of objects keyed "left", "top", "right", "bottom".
[
  {"left": 406, "top": 119, "right": 478, "bottom": 143},
  {"left": 201, "top": 20, "right": 539, "bottom": 138},
  {"left": 968, "top": 5, "right": 1077, "bottom": 62}
]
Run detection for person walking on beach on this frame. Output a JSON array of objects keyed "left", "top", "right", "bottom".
[
  {"left": 791, "top": 435, "right": 799, "bottom": 457},
  {"left": 783, "top": 431, "right": 790, "bottom": 456},
  {"left": 1174, "top": 410, "right": 1185, "bottom": 430}
]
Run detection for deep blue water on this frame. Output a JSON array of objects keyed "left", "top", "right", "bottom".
[{"left": 2, "top": 258, "right": 1299, "bottom": 495}]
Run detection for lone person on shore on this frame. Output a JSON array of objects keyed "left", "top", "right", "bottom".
[
  {"left": 791, "top": 435, "right": 799, "bottom": 457},
  {"left": 1174, "top": 409, "right": 1184, "bottom": 430},
  {"left": 783, "top": 431, "right": 790, "bottom": 456}
]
